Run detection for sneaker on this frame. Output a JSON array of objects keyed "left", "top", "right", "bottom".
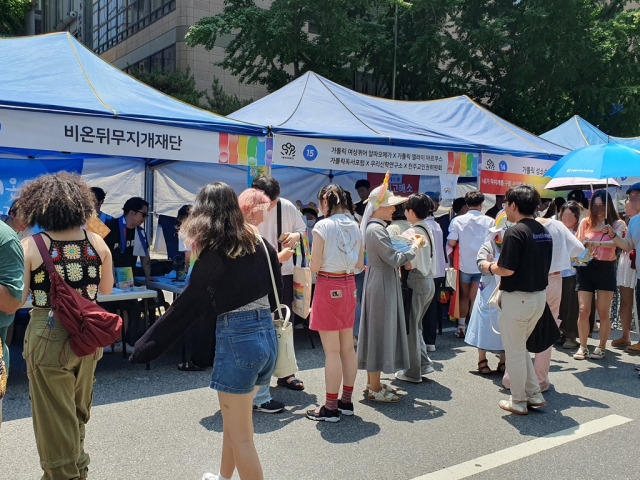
[
  {"left": 395, "top": 370, "right": 422, "bottom": 383},
  {"left": 421, "top": 364, "right": 435, "bottom": 375},
  {"left": 498, "top": 399, "right": 528, "bottom": 415},
  {"left": 337, "top": 399, "right": 354, "bottom": 416},
  {"left": 562, "top": 338, "right": 579, "bottom": 349},
  {"left": 455, "top": 327, "right": 466, "bottom": 339},
  {"left": 111, "top": 341, "right": 135, "bottom": 354},
  {"left": 253, "top": 399, "right": 285, "bottom": 414},
  {"left": 573, "top": 345, "right": 590, "bottom": 360},
  {"left": 426, "top": 344, "right": 436, "bottom": 352},
  {"left": 526, "top": 392, "right": 547, "bottom": 407},
  {"left": 306, "top": 406, "right": 340, "bottom": 422},
  {"left": 591, "top": 347, "right": 606, "bottom": 360},
  {"left": 202, "top": 474, "right": 218, "bottom": 480}
]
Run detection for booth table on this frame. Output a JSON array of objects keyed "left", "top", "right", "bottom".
[{"left": 23, "top": 287, "right": 158, "bottom": 369}]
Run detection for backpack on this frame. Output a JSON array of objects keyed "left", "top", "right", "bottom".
[{"left": 33, "top": 233, "right": 122, "bottom": 357}]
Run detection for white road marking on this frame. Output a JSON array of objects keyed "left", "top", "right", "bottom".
[{"left": 413, "top": 414, "right": 632, "bottom": 480}]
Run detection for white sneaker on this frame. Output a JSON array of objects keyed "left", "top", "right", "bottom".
[
  {"left": 202, "top": 474, "right": 218, "bottom": 480},
  {"left": 421, "top": 365, "right": 435, "bottom": 375},
  {"left": 426, "top": 344, "right": 436, "bottom": 352},
  {"left": 395, "top": 370, "right": 422, "bottom": 383}
]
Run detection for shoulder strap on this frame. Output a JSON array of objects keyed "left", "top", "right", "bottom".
[
  {"left": 33, "top": 233, "right": 57, "bottom": 277},
  {"left": 415, "top": 225, "right": 433, "bottom": 258},
  {"left": 258, "top": 235, "right": 290, "bottom": 324},
  {"left": 276, "top": 199, "right": 282, "bottom": 252}
]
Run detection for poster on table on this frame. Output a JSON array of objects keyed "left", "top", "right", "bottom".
[
  {"left": 272, "top": 134, "right": 479, "bottom": 178},
  {"left": 479, "top": 153, "right": 559, "bottom": 197},
  {"left": 0, "top": 109, "right": 270, "bottom": 165}
]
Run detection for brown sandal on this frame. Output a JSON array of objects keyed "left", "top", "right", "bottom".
[
  {"left": 477, "top": 359, "right": 492, "bottom": 375},
  {"left": 497, "top": 361, "right": 506, "bottom": 374}
]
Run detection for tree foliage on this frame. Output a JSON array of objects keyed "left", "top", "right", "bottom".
[
  {"left": 187, "top": 0, "right": 640, "bottom": 136},
  {"left": 0, "top": 0, "right": 31, "bottom": 35},
  {"left": 129, "top": 67, "right": 251, "bottom": 115}
]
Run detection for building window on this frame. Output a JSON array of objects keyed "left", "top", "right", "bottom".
[
  {"left": 92, "top": 0, "right": 176, "bottom": 54},
  {"left": 125, "top": 44, "right": 176, "bottom": 74}
]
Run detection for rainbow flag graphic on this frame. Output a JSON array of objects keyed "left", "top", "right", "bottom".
[
  {"left": 218, "top": 134, "right": 272, "bottom": 166},
  {"left": 447, "top": 152, "right": 479, "bottom": 177}
]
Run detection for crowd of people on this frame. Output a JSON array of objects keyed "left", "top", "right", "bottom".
[{"left": 1, "top": 171, "right": 640, "bottom": 479}]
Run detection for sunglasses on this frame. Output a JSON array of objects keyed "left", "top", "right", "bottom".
[{"left": 137, "top": 211, "right": 149, "bottom": 218}]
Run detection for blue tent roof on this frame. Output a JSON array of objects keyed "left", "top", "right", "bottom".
[
  {"left": 540, "top": 115, "right": 611, "bottom": 150},
  {"left": 0, "top": 32, "right": 265, "bottom": 136},
  {"left": 540, "top": 114, "right": 640, "bottom": 151},
  {"left": 230, "top": 72, "right": 569, "bottom": 159}
]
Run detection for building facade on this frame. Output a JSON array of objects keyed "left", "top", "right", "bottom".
[{"left": 39, "top": 0, "right": 269, "bottom": 103}]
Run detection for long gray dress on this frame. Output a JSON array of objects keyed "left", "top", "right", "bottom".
[{"left": 357, "top": 219, "right": 417, "bottom": 373}]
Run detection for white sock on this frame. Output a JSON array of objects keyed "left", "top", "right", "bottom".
[{"left": 218, "top": 474, "right": 231, "bottom": 480}]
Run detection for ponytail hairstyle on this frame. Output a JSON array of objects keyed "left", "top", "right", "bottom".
[{"left": 317, "top": 184, "right": 352, "bottom": 217}]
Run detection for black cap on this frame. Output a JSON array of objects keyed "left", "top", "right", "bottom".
[
  {"left": 425, "top": 191, "right": 441, "bottom": 202},
  {"left": 627, "top": 182, "right": 640, "bottom": 194}
]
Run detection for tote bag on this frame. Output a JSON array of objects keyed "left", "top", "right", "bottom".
[
  {"left": 292, "top": 242, "right": 312, "bottom": 319},
  {"left": 526, "top": 303, "right": 561, "bottom": 353},
  {"left": 259, "top": 236, "right": 298, "bottom": 378}
]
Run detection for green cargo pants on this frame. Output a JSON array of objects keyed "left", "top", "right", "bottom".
[{"left": 24, "top": 309, "right": 103, "bottom": 480}]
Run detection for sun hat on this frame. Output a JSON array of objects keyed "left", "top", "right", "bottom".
[
  {"left": 489, "top": 209, "right": 512, "bottom": 233},
  {"left": 365, "top": 185, "right": 408, "bottom": 207}
]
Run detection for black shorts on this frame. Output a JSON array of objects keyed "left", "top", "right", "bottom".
[{"left": 575, "top": 259, "right": 617, "bottom": 293}]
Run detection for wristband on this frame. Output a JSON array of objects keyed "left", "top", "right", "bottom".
[{"left": 488, "top": 262, "right": 494, "bottom": 275}]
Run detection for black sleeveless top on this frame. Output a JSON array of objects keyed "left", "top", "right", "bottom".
[{"left": 30, "top": 231, "right": 102, "bottom": 308}]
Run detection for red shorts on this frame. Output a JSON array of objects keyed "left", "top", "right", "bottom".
[{"left": 309, "top": 274, "right": 357, "bottom": 332}]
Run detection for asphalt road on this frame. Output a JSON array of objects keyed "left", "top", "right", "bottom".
[{"left": 2, "top": 326, "right": 639, "bottom": 480}]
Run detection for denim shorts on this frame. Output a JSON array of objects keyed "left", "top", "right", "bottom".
[
  {"left": 459, "top": 271, "right": 482, "bottom": 284},
  {"left": 210, "top": 308, "right": 277, "bottom": 394}
]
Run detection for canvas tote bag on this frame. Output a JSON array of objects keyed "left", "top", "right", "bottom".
[
  {"left": 259, "top": 236, "right": 298, "bottom": 378},
  {"left": 292, "top": 241, "right": 312, "bottom": 319}
]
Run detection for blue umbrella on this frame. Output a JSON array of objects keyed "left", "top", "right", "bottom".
[
  {"left": 545, "top": 143, "right": 640, "bottom": 179},
  {"left": 545, "top": 143, "right": 640, "bottom": 216}
]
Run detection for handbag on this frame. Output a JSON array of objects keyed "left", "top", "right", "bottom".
[
  {"left": 526, "top": 303, "right": 561, "bottom": 353},
  {"left": 292, "top": 241, "right": 312, "bottom": 319},
  {"left": 259, "top": 236, "right": 298, "bottom": 378},
  {"left": 33, "top": 233, "right": 123, "bottom": 357},
  {"left": 444, "top": 267, "right": 457, "bottom": 291}
]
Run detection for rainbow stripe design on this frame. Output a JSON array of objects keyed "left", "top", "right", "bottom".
[
  {"left": 293, "top": 281, "right": 305, "bottom": 300},
  {"left": 447, "top": 152, "right": 479, "bottom": 177},
  {"left": 374, "top": 170, "right": 390, "bottom": 205},
  {"left": 218, "top": 134, "right": 272, "bottom": 166}
]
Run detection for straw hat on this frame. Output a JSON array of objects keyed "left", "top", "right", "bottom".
[{"left": 366, "top": 185, "right": 408, "bottom": 207}]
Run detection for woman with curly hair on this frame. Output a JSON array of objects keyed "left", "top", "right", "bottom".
[
  {"left": 18, "top": 172, "right": 113, "bottom": 480},
  {"left": 132, "top": 182, "right": 282, "bottom": 480}
]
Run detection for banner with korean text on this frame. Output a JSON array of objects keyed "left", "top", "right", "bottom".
[
  {"left": 272, "top": 134, "right": 478, "bottom": 177},
  {"left": 479, "top": 153, "right": 558, "bottom": 197},
  {"left": 0, "top": 109, "right": 270, "bottom": 164}
]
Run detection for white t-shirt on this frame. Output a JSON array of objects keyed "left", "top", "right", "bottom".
[
  {"left": 312, "top": 213, "right": 361, "bottom": 273},
  {"left": 625, "top": 214, "right": 640, "bottom": 280},
  {"left": 538, "top": 218, "right": 584, "bottom": 273},
  {"left": 257, "top": 197, "right": 306, "bottom": 276},
  {"left": 425, "top": 217, "right": 446, "bottom": 278},
  {"left": 447, "top": 209, "right": 494, "bottom": 274}
]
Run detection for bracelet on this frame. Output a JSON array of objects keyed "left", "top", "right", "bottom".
[
  {"left": 611, "top": 231, "right": 617, "bottom": 239},
  {"left": 488, "top": 262, "right": 494, "bottom": 275}
]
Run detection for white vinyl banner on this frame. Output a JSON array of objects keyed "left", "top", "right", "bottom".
[
  {"left": 272, "top": 134, "right": 478, "bottom": 177},
  {"left": 0, "top": 109, "right": 268, "bottom": 164}
]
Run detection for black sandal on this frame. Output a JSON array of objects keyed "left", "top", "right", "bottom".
[
  {"left": 477, "top": 359, "right": 492, "bottom": 375},
  {"left": 177, "top": 361, "right": 205, "bottom": 372},
  {"left": 277, "top": 376, "right": 305, "bottom": 391},
  {"left": 497, "top": 361, "right": 506, "bottom": 374}
]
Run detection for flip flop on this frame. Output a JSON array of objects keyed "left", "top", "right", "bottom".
[{"left": 277, "top": 376, "right": 305, "bottom": 391}]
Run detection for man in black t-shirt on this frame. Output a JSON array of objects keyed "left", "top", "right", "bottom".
[
  {"left": 353, "top": 179, "right": 371, "bottom": 218},
  {"left": 479, "top": 185, "right": 552, "bottom": 415}
]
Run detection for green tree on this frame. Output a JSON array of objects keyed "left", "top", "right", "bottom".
[
  {"left": 186, "top": 0, "right": 374, "bottom": 92},
  {"left": 447, "top": 0, "right": 640, "bottom": 136},
  {"left": 129, "top": 67, "right": 206, "bottom": 107},
  {"left": 0, "top": 0, "right": 31, "bottom": 35},
  {"left": 205, "top": 78, "right": 252, "bottom": 115}
]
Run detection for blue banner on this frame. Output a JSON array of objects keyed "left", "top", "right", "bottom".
[{"left": 0, "top": 159, "right": 83, "bottom": 215}]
